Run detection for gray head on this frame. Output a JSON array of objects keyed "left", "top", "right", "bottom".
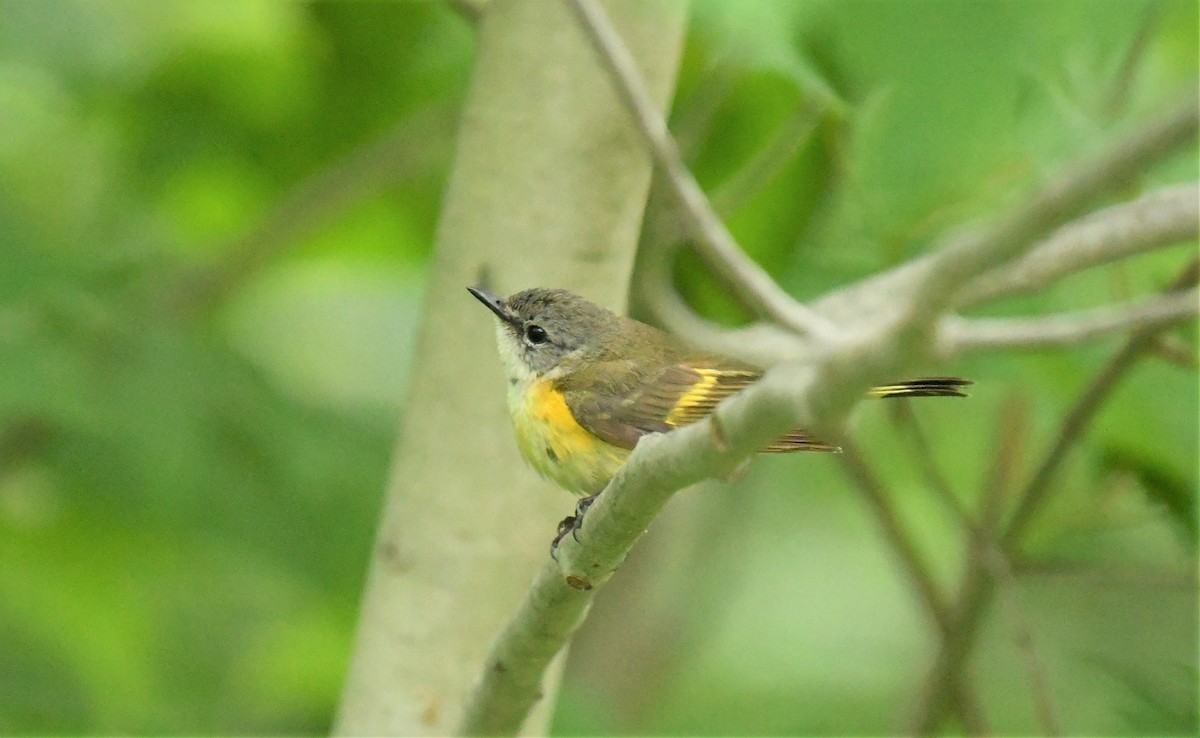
[{"left": 468, "top": 287, "right": 622, "bottom": 377}]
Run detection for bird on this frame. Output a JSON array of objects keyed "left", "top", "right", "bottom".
[{"left": 469, "top": 286, "right": 969, "bottom": 541}]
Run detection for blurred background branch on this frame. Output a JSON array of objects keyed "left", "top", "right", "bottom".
[
  {"left": 912, "top": 258, "right": 1200, "bottom": 734},
  {"left": 568, "top": 0, "right": 836, "bottom": 339},
  {"left": 958, "top": 183, "right": 1199, "bottom": 307},
  {"left": 172, "top": 107, "right": 457, "bottom": 315},
  {"left": 941, "top": 287, "right": 1199, "bottom": 353}
]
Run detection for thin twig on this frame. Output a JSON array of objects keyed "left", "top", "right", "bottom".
[
  {"left": 173, "top": 107, "right": 454, "bottom": 313},
  {"left": 959, "top": 182, "right": 1199, "bottom": 307},
  {"left": 1013, "top": 561, "right": 1199, "bottom": 590},
  {"left": 941, "top": 287, "right": 1199, "bottom": 354},
  {"left": 1149, "top": 334, "right": 1200, "bottom": 370},
  {"left": 911, "top": 96, "right": 1199, "bottom": 319},
  {"left": 566, "top": 0, "right": 837, "bottom": 339},
  {"left": 836, "top": 439, "right": 954, "bottom": 632},
  {"left": 446, "top": 0, "right": 485, "bottom": 24},
  {"left": 990, "top": 552, "right": 1063, "bottom": 736},
  {"left": 811, "top": 100, "right": 1199, "bottom": 326},
  {"left": 835, "top": 439, "right": 990, "bottom": 735},
  {"left": 1103, "top": 5, "right": 1159, "bottom": 118},
  {"left": 709, "top": 100, "right": 827, "bottom": 217},
  {"left": 888, "top": 402, "right": 973, "bottom": 529},
  {"left": 634, "top": 97, "right": 827, "bottom": 360},
  {"left": 670, "top": 58, "right": 740, "bottom": 162},
  {"left": 1003, "top": 258, "right": 1200, "bottom": 543},
  {"left": 977, "top": 399, "right": 1062, "bottom": 736},
  {"left": 910, "top": 568, "right": 998, "bottom": 735},
  {"left": 910, "top": 259, "right": 1199, "bottom": 734},
  {"left": 634, "top": 181, "right": 794, "bottom": 364},
  {"left": 890, "top": 403, "right": 1061, "bottom": 734},
  {"left": 911, "top": 398, "right": 1027, "bottom": 735}
]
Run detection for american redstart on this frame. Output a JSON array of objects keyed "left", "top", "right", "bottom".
[{"left": 469, "top": 287, "right": 969, "bottom": 503}]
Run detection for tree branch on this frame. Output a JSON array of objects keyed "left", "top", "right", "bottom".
[
  {"left": 709, "top": 100, "right": 827, "bottom": 217},
  {"left": 566, "top": 0, "right": 837, "bottom": 339},
  {"left": 959, "top": 182, "right": 1199, "bottom": 307},
  {"left": 812, "top": 97, "right": 1199, "bottom": 325},
  {"left": 975, "top": 400, "right": 1062, "bottom": 737},
  {"left": 835, "top": 439, "right": 953, "bottom": 633},
  {"left": 941, "top": 287, "right": 1199, "bottom": 354},
  {"left": 888, "top": 402, "right": 973, "bottom": 529},
  {"left": 1003, "top": 258, "right": 1200, "bottom": 543},
  {"left": 910, "top": 95, "right": 1199, "bottom": 320},
  {"left": 633, "top": 98, "right": 826, "bottom": 363},
  {"left": 458, "top": 11, "right": 1198, "bottom": 731},
  {"left": 460, "top": 363, "right": 820, "bottom": 735},
  {"left": 910, "top": 259, "right": 1199, "bottom": 734},
  {"left": 446, "top": 0, "right": 486, "bottom": 24},
  {"left": 834, "top": 440, "right": 991, "bottom": 734},
  {"left": 173, "top": 107, "right": 455, "bottom": 314}
]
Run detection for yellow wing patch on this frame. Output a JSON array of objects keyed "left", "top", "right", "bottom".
[{"left": 664, "top": 368, "right": 758, "bottom": 427}]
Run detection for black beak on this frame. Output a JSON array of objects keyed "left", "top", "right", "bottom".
[{"left": 467, "top": 286, "right": 517, "bottom": 325}]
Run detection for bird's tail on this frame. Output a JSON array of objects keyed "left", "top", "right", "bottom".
[{"left": 866, "top": 377, "right": 972, "bottom": 399}]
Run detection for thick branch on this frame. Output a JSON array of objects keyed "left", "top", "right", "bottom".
[
  {"left": 941, "top": 287, "right": 1199, "bottom": 354},
  {"left": 567, "top": 0, "right": 836, "bottom": 339}
]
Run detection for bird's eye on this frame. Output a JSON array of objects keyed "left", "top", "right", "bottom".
[{"left": 525, "top": 324, "right": 548, "bottom": 345}]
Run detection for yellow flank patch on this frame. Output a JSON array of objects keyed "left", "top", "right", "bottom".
[
  {"left": 509, "top": 378, "right": 629, "bottom": 495},
  {"left": 526, "top": 381, "right": 584, "bottom": 439}
]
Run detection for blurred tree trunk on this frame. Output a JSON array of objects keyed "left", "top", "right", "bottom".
[{"left": 333, "top": 1, "right": 687, "bottom": 735}]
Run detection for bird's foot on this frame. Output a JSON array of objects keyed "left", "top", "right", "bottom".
[{"left": 549, "top": 493, "right": 599, "bottom": 558}]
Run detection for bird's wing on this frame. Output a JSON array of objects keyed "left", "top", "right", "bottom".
[{"left": 561, "top": 361, "right": 837, "bottom": 452}]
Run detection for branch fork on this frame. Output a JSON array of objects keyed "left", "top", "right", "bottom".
[{"left": 458, "top": 2, "right": 1200, "bottom": 733}]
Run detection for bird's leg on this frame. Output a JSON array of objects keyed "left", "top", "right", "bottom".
[
  {"left": 570, "top": 493, "right": 598, "bottom": 541},
  {"left": 549, "top": 493, "right": 600, "bottom": 557}
]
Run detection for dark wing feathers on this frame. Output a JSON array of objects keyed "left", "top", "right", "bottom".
[
  {"left": 867, "top": 376, "right": 972, "bottom": 398},
  {"left": 762, "top": 431, "right": 840, "bottom": 453},
  {"left": 562, "top": 361, "right": 841, "bottom": 453},
  {"left": 563, "top": 360, "right": 967, "bottom": 454}
]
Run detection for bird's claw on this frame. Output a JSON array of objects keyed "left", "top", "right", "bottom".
[{"left": 549, "top": 493, "right": 599, "bottom": 558}]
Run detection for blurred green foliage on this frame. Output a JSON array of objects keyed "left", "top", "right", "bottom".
[
  {"left": 0, "top": 0, "right": 1195, "bottom": 735},
  {"left": 0, "top": 1, "right": 468, "bottom": 732}
]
